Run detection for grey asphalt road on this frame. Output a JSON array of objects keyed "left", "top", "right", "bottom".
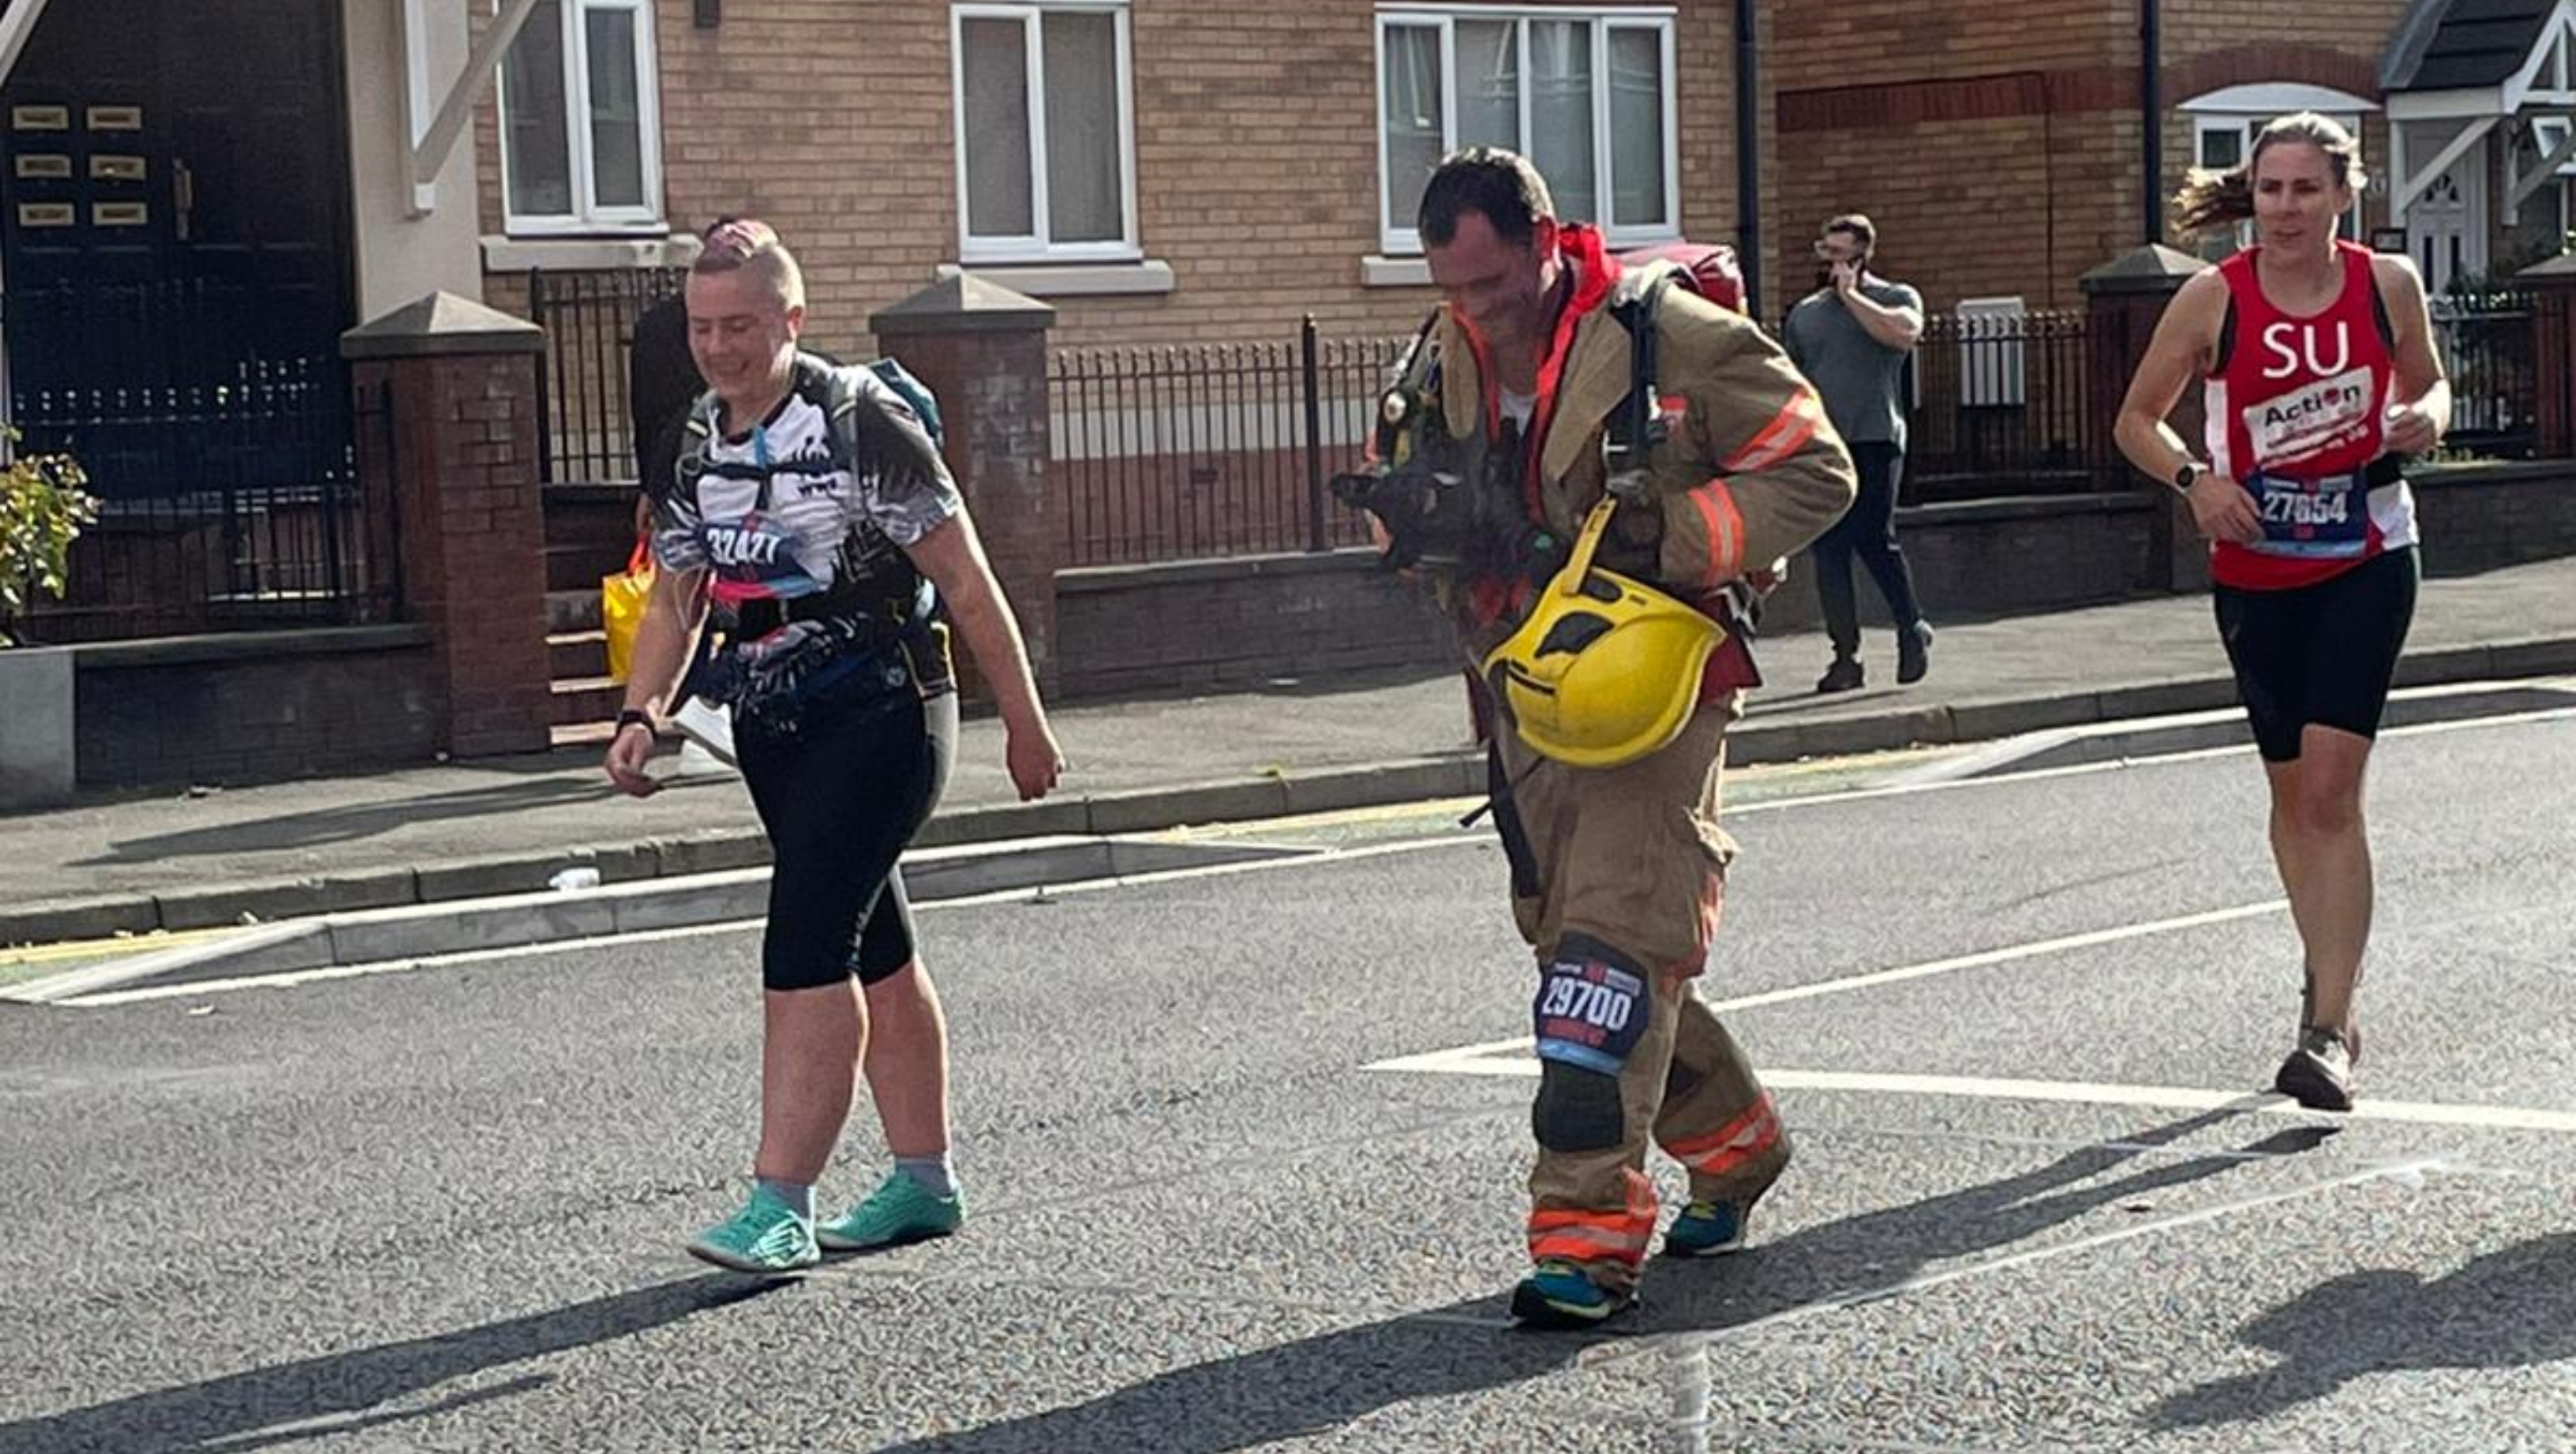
[{"left": 3, "top": 711, "right": 2573, "bottom": 1453}]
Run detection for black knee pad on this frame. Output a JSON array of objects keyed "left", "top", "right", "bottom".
[
  {"left": 1533, "top": 1060, "right": 1626, "bottom": 1153},
  {"left": 1665, "top": 1057, "right": 1705, "bottom": 1100}
]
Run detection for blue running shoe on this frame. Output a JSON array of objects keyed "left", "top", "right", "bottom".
[
  {"left": 1509, "top": 1259, "right": 1634, "bottom": 1328},
  {"left": 1662, "top": 1199, "right": 1752, "bottom": 1258}
]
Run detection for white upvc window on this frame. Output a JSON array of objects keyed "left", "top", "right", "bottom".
[
  {"left": 496, "top": 0, "right": 665, "bottom": 234},
  {"left": 2184, "top": 86, "right": 2372, "bottom": 259},
  {"left": 953, "top": 2, "right": 1140, "bottom": 264},
  {"left": 1376, "top": 7, "right": 1680, "bottom": 255}
]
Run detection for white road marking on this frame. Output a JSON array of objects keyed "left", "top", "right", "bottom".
[
  {"left": 1369, "top": 1051, "right": 2576, "bottom": 1137},
  {"left": 47, "top": 701, "right": 2571, "bottom": 1008},
  {"left": 1703, "top": 901, "right": 2288, "bottom": 1014},
  {"left": 1365, "top": 900, "right": 2290, "bottom": 1071},
  {"left": 57, "top": 836, "right": 1479, "bottom": 1006},
  {"left": 1732, "top": 700, "right": 2576, "bottom": 818}
]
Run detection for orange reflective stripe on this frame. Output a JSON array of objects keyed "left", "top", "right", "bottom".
[
  {"left": 1664, "top": 1093, "right": 1782, "bottom": 1174},
  {"left": 1684, "top": 477, "right": 1747, "bottom": 587},
  {"left": 1530, "top": 1231, "right": 1646, "bottom": 1265},
  {"left": 1720, "top": 388, "right": 1822, "bottom": 474},
  {"left": 1527, "top": 1172, "right": 1659, "bottom": 1264}
]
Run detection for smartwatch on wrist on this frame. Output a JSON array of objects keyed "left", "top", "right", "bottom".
[
  {"left": 614, "top": 708, "right": 653, "bottom": 735},
  {"left": 2170, "top": 462, "right": 2200, "bottom": 497}
]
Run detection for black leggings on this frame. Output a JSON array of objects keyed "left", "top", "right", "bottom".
[
  {"left": 737, "top": 691, "right": 957, "bottom": 991},
  {"left": 2214, "top": 548, "right": 2418, "bottom": 763}
]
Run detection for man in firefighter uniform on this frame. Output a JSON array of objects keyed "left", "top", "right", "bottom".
[{"left": 1351, "top": 149, "right": 1855, "bottom": 1328}]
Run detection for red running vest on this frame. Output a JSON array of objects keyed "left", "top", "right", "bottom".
[{"left": 2203, "top": 241, "right": 2417, "bottom": 591}]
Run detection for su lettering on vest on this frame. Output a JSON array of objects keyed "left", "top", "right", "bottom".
[{"left": 2258, "top": 320, "right": 2352, "bottom": 380}]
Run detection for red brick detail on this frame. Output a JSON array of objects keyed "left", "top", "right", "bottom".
[
  {"left": 2167, "top": 43, "right": 2383, "bottom": 103},
  {"left": 350, "top": 350, "right": 556, "bottom": 759}
]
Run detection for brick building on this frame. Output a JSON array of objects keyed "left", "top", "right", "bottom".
[
  {"left": 468, "top": 0, "right": 1750, "bottom": 354},
  {"left": 7, "top": 2, "right": 2567, "bottom": 437},
  {"left": 1769, "top": 0, "right": 2576, "bottom": 312}
]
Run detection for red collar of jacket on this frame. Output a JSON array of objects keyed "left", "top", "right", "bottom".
[{"left": 1450, "top": 222, "right": 1622, "bottom": 512}]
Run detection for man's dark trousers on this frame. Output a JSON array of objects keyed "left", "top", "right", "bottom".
[{"left": 1812, "top": 440, "right": 1925, "bottom": 659}]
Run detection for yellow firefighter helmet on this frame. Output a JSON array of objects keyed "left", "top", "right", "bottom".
[{"left": 1480, "top": 498, "right": 1724, "bottom": 769}]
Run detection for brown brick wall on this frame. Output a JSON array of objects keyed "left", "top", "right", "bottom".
[
  {"left": 1054, "top": 551, "right": 1456, "bottom": 700},
  {"left": 356, "top": 347, "right": 558, "bottom": 758},
  {"left": 76, "top": 641, "right": 442, "bottom": 789},
  {"left": 1768, "top": 1, "right": 2413, "bottom": 313},
  {"left": 475, "top": 1, "right": 1743, "bottom": 350}
]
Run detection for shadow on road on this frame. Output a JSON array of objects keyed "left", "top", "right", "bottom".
[
  {"left": 874, "top": 1107, "right": 2312, "bottom": 1452},
  {"left": 2146, "top": 1230, "right": 2576, "bottom": 1433},
  {"left": 76, "top": 772, "right": 739, "bottom": 864},
  {"left": 0, "top": 1274, "right": 780, "bottom": 1454}
]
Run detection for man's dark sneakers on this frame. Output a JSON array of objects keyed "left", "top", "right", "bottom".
[
  {"left": 1896, "top": 620, "right": 1934, "bottom": 684},
  {"left": 2275, "top": 1027, "right": 2357, "bottom": 1111},
  {"left": 1816, "top": 657, "right": 1864, "bottom": 694}
]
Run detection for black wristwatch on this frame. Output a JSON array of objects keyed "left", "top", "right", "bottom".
[
  {"left": 614, "top": 707, "right": 653, "bottom": 735},
  {"left": 2171, "top": 462, "right": 2200, "bottom": 496}
]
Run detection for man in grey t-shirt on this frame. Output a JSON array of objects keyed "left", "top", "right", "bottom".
[{"left": 1783, "top": 213, "right": 1934, "bottom": 692}]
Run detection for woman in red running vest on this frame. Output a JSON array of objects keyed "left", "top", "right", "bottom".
[{"left": 2114, "top": 112, "right": 2448, "bottom": 1113}]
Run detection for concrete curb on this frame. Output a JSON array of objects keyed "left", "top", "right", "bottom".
[
  {"left": 8, "top": 834, "right": 1322, "bottom": 1003},
  {"left": 10, "top": 640, "right": 2574, "bottom": 953},
  {"left": 1895, "top": 678, "right": 2576, "bottom": 785}
]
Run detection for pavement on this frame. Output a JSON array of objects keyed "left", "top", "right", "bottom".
[{"left": 6, "top": 552, "right": 2576, "bottom": 952}]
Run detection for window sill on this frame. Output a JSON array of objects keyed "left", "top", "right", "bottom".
[
  {"left": 1361, "top": 255, "right": 1431, "bottom": 287},
  {"left": 481, "top": 234, "right": 699, "bottom": 273},
  {"left": 934, "top": 259, "right": 1175, "bottom": 297}
]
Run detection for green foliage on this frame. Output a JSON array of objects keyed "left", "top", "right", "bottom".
[{"left": 0, "top": 431, "right": 97, "bottom": 646}]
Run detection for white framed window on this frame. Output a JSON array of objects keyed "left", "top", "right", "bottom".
[
  {"left": 2182, "top": 84, "right": 2376, "bottom": 260},
  {"left": 496, "top": 0, "right": 665, "bottom": 234},
  {"left": 1376, "top": 7, "right": 1680, "bottom": 255},
  {"left": 953, "top": 2, "right": 1140, "bottom": 264}
]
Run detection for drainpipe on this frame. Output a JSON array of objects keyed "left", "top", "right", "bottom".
[
  {"left": 1736, "top": 0, "right": 1763, "bottom": 317},
  {"left": 2140, "top": 0, "right": 2163, "bottom": 243}
]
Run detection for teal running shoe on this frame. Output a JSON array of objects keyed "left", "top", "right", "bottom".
[
  {"left": 1508, "top": 1259, "right": 1634, "bottom": 1328},
  {"left": 684, "top": 1185, "right": 819, "bottom": 1275},
  {"left": 816, "top": 1171, "right": 963, "bottom": 1252},
  {"left": 1662, "top": 1198, "right": 1752, "bottom": 1258}
]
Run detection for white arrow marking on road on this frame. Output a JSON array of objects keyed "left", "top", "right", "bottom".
[{"left": 1364, "top": 899, "right": 2291, "bottom": 1073}]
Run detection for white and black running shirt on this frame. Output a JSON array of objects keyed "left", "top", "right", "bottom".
[
  {"left": 652, "top": 353, "right": 961, "bottom": 619},
  {"left": 652, "top": 354, "right": 964, "bottom": 718}
]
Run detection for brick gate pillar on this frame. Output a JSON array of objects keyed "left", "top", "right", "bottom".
[
  {"left": 2518, "top": 250, "right": 2576, "bottom": 460},
  {"left": 341, "top": 293, "right": 555, "bottom": 758},
  {"left": 871, "top": 275, "right": 1061, "bottom": 699},
  {"left": 2080, "top": 243, "right": 2211, "bottom": 592}
]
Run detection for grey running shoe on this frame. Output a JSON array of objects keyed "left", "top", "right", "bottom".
[{"left": 2275, "top": 1027, "right": 2357, "bottom": 1112}]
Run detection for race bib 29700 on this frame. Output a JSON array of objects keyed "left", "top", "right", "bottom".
[{"left": 1533, "top": 934, "right": 1649, "bottom": 1074}]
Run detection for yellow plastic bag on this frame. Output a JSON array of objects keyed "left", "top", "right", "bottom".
[{"left": 601, "top": 539, "right": 655, "bottom": 684}]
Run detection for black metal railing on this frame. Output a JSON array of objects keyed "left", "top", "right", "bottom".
[
  {"left": 9, "top": 358, "right": 380, "bottom": 643},
  {"left": 525, "top": 266, "right": 685, "bottom": 485},
  {"left": 2432, "top": 290, "right": 2539, "bottom": 459},
  {"left": 1903, "top": 307, "right": 2110, "bottom": 502},
  {"left": 1051, "top": 319, "right": 1413, "bottom": 567}
]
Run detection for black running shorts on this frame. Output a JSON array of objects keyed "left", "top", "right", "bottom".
[
  {"left": 737, "top": 686, "right": 957, "bottom": 991},
  {"left": 2212, "top": 546, "right": 2419, "bottom": 763}
]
